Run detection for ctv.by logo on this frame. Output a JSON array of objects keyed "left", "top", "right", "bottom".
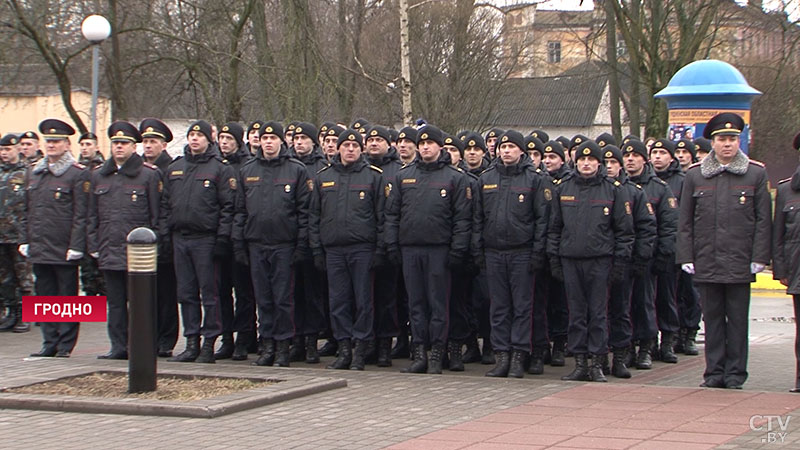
[{"left": 750, "top": 415, "right": 792, "bottom": 444}]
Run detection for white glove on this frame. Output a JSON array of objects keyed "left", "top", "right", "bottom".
[
  {"left": 18, "top": 244, "right": 28, "bottom": 257},
  {"left": 66, "top": 249, "right": 84, "bottom": 261},
  {"left": 751, "top": 262, "right": 765, "bottom": 274},
  {"left": 681, "top": 263, "right": 695, "bottom": 274},
  {"left": 90, "top": 252, "right": 100, "bottom": 259}
]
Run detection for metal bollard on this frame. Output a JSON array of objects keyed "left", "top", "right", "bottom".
[{"left": 126, "top": 227, "right": 158, "bottom": 393}]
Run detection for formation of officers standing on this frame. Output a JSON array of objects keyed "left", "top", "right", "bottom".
[{"left": 4, "top": 111, "right": 784, "bottom": 389}]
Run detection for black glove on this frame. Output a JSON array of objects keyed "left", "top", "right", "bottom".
[
  {"left": 370, "top": 252, "right": 387, "bottom": 270},
  {"left": 528, "top": 254, "right": 545, "bottom": 274},
  {"left": 630, "top": 258, "right": 647, "bottom": 278},
  {"left": 610, "top": 260, "right": 629, "bottom": 284},
  {"left": 387, "top": 248, "right": 402, "bottom": 267},
  {"left": 652, "top": 253, "right": 674, "bottom": 274},
  {"left": 234, "top": 240, "right": 249, "bottom": 266},
  {"left": 313, "top": 253, "right": 326, "bottom": 272},
  {"left": 550, "top": 257, "right": 564, "bottom": 282},
  {"left": 447, "top": 253, "right": 464, "bottom": 271},
  {"left": 292, "top": 246, "right": 310, "bottom": 266},
  {"left": 213, "top": 236, "right": 232, "bottom": 259}
]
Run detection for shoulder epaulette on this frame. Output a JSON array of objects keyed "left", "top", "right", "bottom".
[
  {"left": 634, "top": 183, "right": 643, "bottom": 190},
  {"left": 687, "top": 161, "right": 701, "bottom": 170},
  {"left": 143, "top": 162, "right": 157, "bottom": 170},
  {"left": 749, "top": 159, "right": 765, "bottom": 167},
  {"left": 73, "top": 162, "right": 86, "bottom": 169},
  {"left": 653, "top": 177, "right": 667, "bottom": 185},
  {"left": 316, "top": 165, "right": 331, "bottom": 174},
  {"left": 92, "top": 164, "right": 102, "bottom": 171},
  {"left": 288, "top": 157, "right": 305, "bottom": 167},
  {"left": 555, "top": 178, "right": 562, "bottom": 185},
  {"left": 779, "top": 177, "right": 791, "bottom": 184},
  {"left": 613, "top": 180, "right": 621, "bottom": 187},
  {"left": 369, "top": 164, "right": 383, "bottom": 174}
]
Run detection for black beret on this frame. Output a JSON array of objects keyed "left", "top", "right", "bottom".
[
  {"left": 365, "top": 125, "right": 391, "bottom": 144},
  {"left": 443, "top": 133, "right": 464, "bottom": 154},
  {"left": 319, "top": 121, "right": 336, "bottom": 136},
  {"left": 20, "top": 131, "right": 39, "bottom": 141},
  {"left": 139, "top": 118, "right": 173, "bottom": 142},
  {"left": 524, "top": 135, "right": 544, "bottom": 153},
  {"left": 79, "top": 132, "right": 98, "bottom": 142},
  {"left": 603, "top": 145, "right": 623, "bottom": 164},
  {"left": 622, "top": 140, "right": 648, "bottom": 160},
  {"left": 621, "top": 134, "right": 640, "bottom": 145},
  {"left": 247, "top": 120, "right": 265, "bottom": 135},
  {"left": 259, "top": 121, "right": 284, "bottom": 140},
  {"left": 287, "top": 121, "right": 299, "bottom": 132},
  {"left": 39, "top": 119, "right": 75, "bottom": 140},
  {"left": 485, "top": 127, "right": 504, "bottom": 141},
  {"left": 543, "top": 140, "right": 566, "bottom": 162},
  {"left": 397, "top": 126, "right": 417, "bottom": 143},
  {"left": 651, "top": 138, "right": 676, "bottom": 157},
  {"left": 219, "top": 122, "right": 244, "bottom": 149},
  {"left": 0, "top": 134, "right": 19, "bottom": 146},
  {"left": 108, "top": 121, "right": 142, "bottom": 143},
  {"left": 570, "top": 134, "right": 589, "bottom": 149},
  {"left": 693, "top": 137, "right": 712, "bottom": 153},
  {"left": 187, "top": 120, "right": 213, "bottom": 142},
  {"left": 529, "top": 129, "right": 549, "bottom": 142},
  {"left": 555, "top": 136, "right": 571, "bottom": 149},
  {"left": 575, "top": 140, "right": 604, "bottom": 163},
  {"left": 595, "top": 132, "right": 616, "bottom": 148},
  {"left": 703, "top": 112, "right": 745, "bottom": 139},
  {"left": 350, "top": 118, "right": 370, "bottom": 133},
  {"left": 498, "top": 130, "right": 525, "bottom": 152},
  {"left": 323, "top": 125, "right": 346, "bottom": 139},
  {"left": 337, "top": 128, "right": 363, "bottom": 150},
  {"left": 462, "top": 132, "right": 487, "bottom": 153},
  {"left": 416, "top": 125, "right": 444, "bottom": 147},
  {"left": 293, "top": 122, "right": 319, "bottom": 145}
]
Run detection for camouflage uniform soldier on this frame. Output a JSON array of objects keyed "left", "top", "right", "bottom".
[
  {"left": 77, "top": 132, "right": 106, "bottom": 298},
  {"left": 0, "top": 134, "right": 32, "bottom": 332}
]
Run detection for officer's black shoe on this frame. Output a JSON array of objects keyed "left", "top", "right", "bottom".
[
  {"left": 232, "top": 341, "right": 249, "bottom": 361},
  {"left": 481, "top": 340, "right": 496, "bottom": 365},
  {"left": 528, "top": 348, "right": 545, "bottom": 375},
  {"left": 214, "top": 333, "right": 235, "bottom": 360},
  {"left": 624, "top": 342, "right": 636, "bottom": 368},
  {"left": 289, "top": 336, "right": 305, "bottom": 362},
  {"left": 364, "top": 338, "right": 378, "bottom": 365},
  {"left": 55, "top": 350, "right": 71, "bottom": 357},
  {"left": 589, "top": 354, "right": 608, "bottom": 382},
  {"left": 611, "top": 348, "right": 632, "bottom": 379},
  {"left": 684, "top": 329, "right": 699, "bottom": 356},
  {"left": 318, "top": 338, "right": 339, "bottom": 357},
  {"left": 30, "top": 346, "right": 57, "bottom": 357},
  {"left": 485, "top": 351, "right": 510, "bottom": 377},
  {"left": 247, "top": 333, "right": 259, "bottom": 354},
  {"left": 699, "top": 378, "right": 725, "bottom": 388},
  {"left": 401, "top": 344, "right": 427, "bottom": 373},
  {"left": 426, "top": 344, "right": 445, "bottom": 374},
  {"left": 168, "top": 336, "right": 201, "bottom": 362},
  {"left": 0, "top": 307, "right": 17, "bottom": 331},
  {"left": 673, "top": 328, "right": 686, "bottom": 354},
  {"left": 157, "top": 349, "right": 173, "bottom": 358},
  {"left": 327, "top": 339, "right": 352, "bottom": 369},
  {"left": 274, "top": 339, "right": 291, "bottom": 367},
  {"left": 13, "top": 319, "right": 30, "bottom": 333},
  {"left": 253, "top": 338, "right": 275, "bottom": 366},
  {"left": 392, "top": 333, "right": 411, "bottom": 360},
  {"left": 447, "top": 340, "right": 464, "bottom": 372},
  {"left": 196, "top": 336, "right": 217, "bottom": 363},
  {"left": 542, "top": 345, "right": 552, "bottom": 365},
  {"left": 305, "top": 336, "right": 320, "bottom": 364},
  {"left": 462, "top": 336, "right": 481, "bottom": 364},
  {"left": 550, "top": 338, "right": 566, "bottom": 367},
  {"left": 635, "top": 340, "right": 653, "bottom": 370},
  {"left": 350, "top": 340, "right": 367, "bottom": 371},
  {"left": 376, "top": 337, "right": 393, "bottom": 367},
  {"left": 98, "top": 350, "right": 128, "bottom": 360},
  {"left": 561, "top": 354, "right": 590, "bottom": 381},
  {"left": 600, "top": 353, "right": 610, "bottom": 375},
  {"left": 508, "top": 350, "right": 527, "bottom": 379},
  {"left": 660, "top": 332, "right": 678, "bottom": 364}
]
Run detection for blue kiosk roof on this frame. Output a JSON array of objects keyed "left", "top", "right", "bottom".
[{"left": 655, "top": 60, "right": 761, "bottom": 98}]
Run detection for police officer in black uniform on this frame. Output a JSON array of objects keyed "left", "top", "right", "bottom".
[
  {"left": 89, "top": 121, "right": 161, "bottom": 360},
  {"left": 309, "top": 129, "right": 385, "bottom": 370},
  {"left": 160, "top": 120, "right": 236, "bottom": 363},
  {"left": 548, "top": 140, "right": 634, "bottom": 382},
  {"left": 385, "top": 125, "right": 472, "bottom": 374},
  {"left": 25, "top": 119, "right": 88, "bottom": 357},
  {"left": 77, "top": 132, "right": 106, "bottom": 301},
  {"left": 473, "top": 130, "right": 549, "bottom": 378},
  {"left": 140, "top": 118, "right": 178, "bottom": 357},
  {"left": 234, "top": 121, "right": 310, "bottom": 367},
  {"left": 246, "top": 120, "right": 265, "bottom": 156}
]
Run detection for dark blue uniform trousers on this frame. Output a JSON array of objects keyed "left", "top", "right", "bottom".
[
  {"left": 156, "top": 261, "right": 178, "bottom": 352},
  {"left": 102, "top": 270, "right": 128, "bottom": 353},
  {"left": 401, "top": 245, "right": 450, "bottom": 348},
  {"left": 449, "top": 266, "right": 474, "bottom": 343},
  {"left": 631, "top": 264, "right": 658, "bottom": 341},
  {"left": 698, "top": 282, "right": 750, "bottom": 387},
  {"left": 294, "top": 261, "right": 327, "bottom": 336},
  {"left": 218, "top": 255, "right": 256, "bottom": 336},
  {"left": 173, "top": 234, "right": 222, "bottom": 339},
  {"left": 608, "top": 267, "right": 633, "bottom": 350},
  {"left": 547, "top": 275, "right": 569, "bottom": 342},
  {"left": 249, "top": 244, "right": 295, "bottom": 341},
  {"left": 485, "top": 250, "right": 534, "bottom": 353},
  {"left": 678, "top": 270, "right": 702, "bottom": 330},
  {"left": 326, "top": 244, "right": 375, "bottom": 341},
  {"left": 532, "top": 268, "right": 550, "bottom": 350},
  {"left": 374, "top": 266, "right": 400, "bottom": 339},
  {"left": 655, "top": 265, "right": 680, "bottom": 333},
  {"left": 34, "top": 263, "right": 80, "bottom": 353},
  {"left": 563, "top": 257, "right": 611, "bottom": 355}
]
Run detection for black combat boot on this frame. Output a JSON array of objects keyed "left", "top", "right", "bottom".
[
  {"left": 542, "top": 345, "right": 552, "bottom": 365},
  {"left": 660, "top": 332, "right": 678, "bottom": 363},
  {"left": 611, "top": 347, "right": 631, "bottom": 379},
  {"left": 561, "top": 354, "right": 590, "bottom": 381},
  {"left": 624, "top": 341, "right": 637, "bottom": 368},
  {"left": 327, "top": 339, "right": 352, "bottom": 369},
  {"left": 485, "top": 351, "right": 510, "bottom": 377},
  {"left": 168, "top": 336, "right": 201, "bottom": 362},
  {"left": 528, "top": 348, "right": 545, "bottom": 375},
  {"left": 253, "top": 338, "right": 275, "bottom": 366},
  {"left": 462, "top": 335, "right": 481, "bottom": 364},
  {"left": 213, "top": 333, "right": 234, "bottom": 360},
  {"left": 427, "top": 344, "right": 445, "bottom": 374},
  {"left": 364, "top": 339, "right": 378, "bottom": 365},
  {"left": 318, "top": 338, "right": 338, "bottom": 357},
  {"left": 481, "top": 339, "right": 495, "bottom": 365},
  {"left": 600, "top": 353, "right": 610, "bottom": 375},
  {"left": 673, "top": 328, "right": 686, "bottom": 354},
  {"left": 274, "top": 339, "right": 291, "bottom": 367},
  {"left": 391, "top": 332, "right": 410, "bottom": 359},
  {"left": 350, "top": 340, "right": 367, "bottom": 370},
  {"left": 289, "top": 335, "right": 305, "bottom": 362},
  {"left": 196, "top": 336, "right": 217, "bottom": 363},
  {"left": 636, "top": 339, "right": 653, "bottom": 370},
  {"left": 12, "top": 306, "right": 29, "bottom": 333},
  {"left": 590, "top": 354, "right": 608, "bottom": 382},
  {"left": 447, "top": 340, "right": 464, "bottom": 371},
  {"left": 507, "top": 350, "right": 527, "bottom": 379},
  {"left": 376, "top": 337, "right": 393, "bottom": 367},
  {"left": 550, "top": 337, "right": 566, "bottom": 367},
  {"left": 232, "top": 333, "right": 250, "bottom": 361},
  {"left": 684, "top": 329, "right": 699, "bottom": 355},
  {"left": 305, "top": 336, "right": 320, "bottom": 363},
  {"left": 401, "top": 344, "right": 427, "bottom": 373},
  {"left": 0, "top": 305, "right": 17, "bottom": 331}
]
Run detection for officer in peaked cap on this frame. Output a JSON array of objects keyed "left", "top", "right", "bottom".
[{"left": 702, "top": 112, "right": 745, "bottom": 140}]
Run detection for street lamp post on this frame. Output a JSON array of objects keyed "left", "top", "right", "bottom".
[{"left": 81, "top": 15, "right": 111, "bottom": 135}]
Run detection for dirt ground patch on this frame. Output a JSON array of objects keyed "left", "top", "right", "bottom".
[{"left": 3, "top": 371, "right": 276, "bottom": 401}]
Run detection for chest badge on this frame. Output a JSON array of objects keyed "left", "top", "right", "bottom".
[
  {"left": 54, "top": 191, "right": 61, "bottom": 200},
  {"left": 739, "top": 195, "right": 746, "bottom": 205},
  {"left": 203, "top": 180, "right": 211, "bottom": 188},
  {"left": 131, "top": 193, "right": 138, "bottom": 202},
  {"left": 284, "top": 184, "right": 291, "bottom": 193},
  {"left": 603, "top": 206, "right": 610, "bottom": 216},
  {"left": 13, "top": 184, "right": 20, "bottom": 192},
  {"left": 359, "top": 191, "right": 365, "bottom": 200},
  {"left": 440, "top": 189, "right": 447, "bottom": 198},
  {"left": 518, "top": 194, "right": 525, "bottom": 203}
]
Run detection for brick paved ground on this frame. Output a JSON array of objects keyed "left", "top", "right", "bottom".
[{"left": 0, "top": 291, "right": 798, "bottom": 449}]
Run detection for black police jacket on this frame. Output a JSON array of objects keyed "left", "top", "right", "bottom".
[
  {"left": 0, "top": 160, "right": 28, "bottom": 244},
  {"left": 295, "top": 146, "right": 328, "bottom": 176},
  {"left": 79, "top": 152, "right": 105, "bottom": 170},
  {"left": 547, "top": 168, "right": 634, "bottom": 260},
  {"left": 615, "top": 172, "right": 657, "bottom": 262},
  {"left": 656, "top": 160, "right": 685, "bottom": 203},
  {"left": 773, "top": 168, "right": 800, "bottom": 294},
  {"left": 88, "top": 153, "right": 161, "bottom": 271},
  {"left": 473, "top": 155, "right": 549, "bottom": 255},
  {"left": 630, "top": 165, "right": 678, "bottom": 260},
  {"left": 152, "top": 150, "right": 174, "bottom": 174},
  {"left": 368, "top": 147, "right": 403, "bottom": 180},
  {"left": 160, "top": 143, "right": 236, "bottom": 239},
  {"left": 233, "top": 146, "right": 310, "bottom": 248},
  {"left": 309, "top": 155, "right": 385, "bottom": 252},
  {"left": 220, "top": 145, "right": 252, "bottom": 172},
  {"left": 384, "top": 151, "right": 472, "bottom": 257},
  {"left": 27, "top": 154, "right": 89, "bottom": 264}
]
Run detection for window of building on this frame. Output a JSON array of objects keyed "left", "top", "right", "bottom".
[{"left": 548, "top": 41, "right": 561, "bottom": 63}]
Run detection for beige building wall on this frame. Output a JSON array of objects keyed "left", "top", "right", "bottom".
[{"left": 0, "top": 89, "right": 112, "bottom": 158}]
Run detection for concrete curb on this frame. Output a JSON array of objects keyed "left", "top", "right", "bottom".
[{"left": 753, "top": 272, "right": 787, "bottom": 291}]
